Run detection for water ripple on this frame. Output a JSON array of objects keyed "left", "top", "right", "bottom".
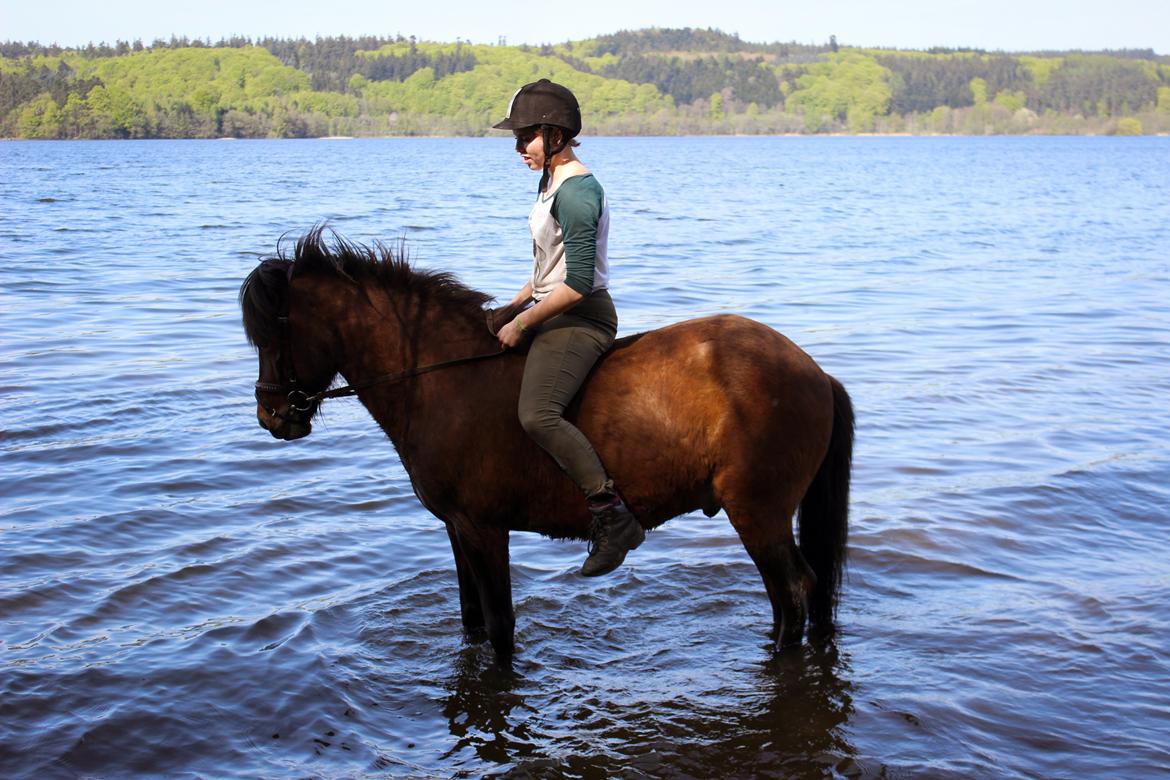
[{"left": 1, "top": 137, "right": 1168, "bottom": 779}]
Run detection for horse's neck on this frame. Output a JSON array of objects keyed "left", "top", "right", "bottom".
[{"left": 331, "top": 282, "right": 493, "bottom": 385}]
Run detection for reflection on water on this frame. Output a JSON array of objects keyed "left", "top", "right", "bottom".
[
  {"left": 438, "top": 637, "right": 856, "bottom": 778},
  {"left": 442, "top": 654, "right": 530, "bottom": 767},
  {"left": 2, "top": 137, "right": 1169, "bottom": 778}
]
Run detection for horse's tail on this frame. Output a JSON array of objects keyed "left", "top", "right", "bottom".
[{"left": 798, "top": 375, "right": 855, "bottom": 626}]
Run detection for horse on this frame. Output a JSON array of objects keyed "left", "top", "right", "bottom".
[{"left": 240, "top": 228, "right": 854, "bottom": 662}]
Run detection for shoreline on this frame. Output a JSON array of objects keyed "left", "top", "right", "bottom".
[{"left": 4, "top": 132, "right": 1169, "bottom": 141}]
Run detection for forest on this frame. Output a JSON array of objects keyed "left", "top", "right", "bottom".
[{"left": 2, "top": 28, "right": 1168, "bottom": 139}]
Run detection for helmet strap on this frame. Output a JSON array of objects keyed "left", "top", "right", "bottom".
[
  {"left": 539, "top": 125, "right": 568, "bottom": 194},
  {"left": 540, "top": 126, "right": 551, "bottom": 193}
]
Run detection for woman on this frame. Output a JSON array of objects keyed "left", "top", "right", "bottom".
[{"left": 493, "top": 79, "right": 644, "bottom": 577}]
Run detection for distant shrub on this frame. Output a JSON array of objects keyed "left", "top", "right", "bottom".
[{"left": 1114, "top": 117, "right": 1143, "bottom": 135}]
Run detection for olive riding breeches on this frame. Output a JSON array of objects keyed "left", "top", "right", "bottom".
[{"left": 517, "top": 290, "right": 618, "bottom": 497}]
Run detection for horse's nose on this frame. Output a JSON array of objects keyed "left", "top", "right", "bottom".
[{"left": 256, "top": 405, "right": 271, "bottom": 431}]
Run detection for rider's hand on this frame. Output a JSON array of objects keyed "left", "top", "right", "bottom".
[{"left": 498, "top": 319, "right": 526, "bottom": 349}]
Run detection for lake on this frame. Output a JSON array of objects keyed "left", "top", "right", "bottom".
[{"left": 2, "top": 136, "right": 1169, "bottom": 778}]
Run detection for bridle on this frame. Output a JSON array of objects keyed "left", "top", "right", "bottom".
[
  {"left": 253, "top": 308, "right": 317, "bottom": 422},
  {"left": 254, "top": 282, "right": 504, "bottom": 423}
]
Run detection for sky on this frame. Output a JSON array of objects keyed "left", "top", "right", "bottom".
[{"left": 2, "top": 0, "right": 1168, "bottom": 54}]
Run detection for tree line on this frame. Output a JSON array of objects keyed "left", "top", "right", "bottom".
[
  {"left": 874, "top": 53, "right": 1163, "bottom": 117},
  {"left": 3, "top": 28, "right": 1168, "bottom": 140}
]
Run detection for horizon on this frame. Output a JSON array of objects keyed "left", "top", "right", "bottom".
[
  {"left": 4, "top": 30, "right": 1167, "bottom": 58},
  {"left": 2, "top": 0, "right": 1168, "bottom": 56}
]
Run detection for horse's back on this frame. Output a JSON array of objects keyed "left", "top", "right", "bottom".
[
  {"left": 592, "top": 314, "right": 830, "bottom": 413},
  {"left": 574, "top": 314, "right": 835, "bottom": 520}
]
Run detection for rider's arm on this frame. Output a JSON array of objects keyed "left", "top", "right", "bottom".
[
  {"left": 517, "top": 283, "right": 583, "bottom": 329},
  {"left": 510, "top": 280, "right": 533, "bottom": 306},
  {"left": 498, "top": 283, "right": 582, "bottom": 348},
  {"left": 555, "top": 176, "right": 603, "bottom": 297}
]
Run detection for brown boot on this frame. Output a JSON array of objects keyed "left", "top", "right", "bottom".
[{"left": 581, "top": 485, "right": 645, "bottom": 577}]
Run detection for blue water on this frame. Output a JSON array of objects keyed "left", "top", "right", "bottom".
[{"left": 2, "top": 136, "right": 1169, "bottom": 778}]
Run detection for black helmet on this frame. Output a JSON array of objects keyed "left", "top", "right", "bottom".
[{"left": 493, "top": 79, "right": 581, "bottom": 137}]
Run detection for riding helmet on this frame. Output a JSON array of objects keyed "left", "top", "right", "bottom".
[{"left": 493, "top": 79, "right": 582, "bottom": 138}]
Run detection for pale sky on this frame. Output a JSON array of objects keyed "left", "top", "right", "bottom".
[{"left": 2, "top": 0, "right": 1168, "bottom": 54}]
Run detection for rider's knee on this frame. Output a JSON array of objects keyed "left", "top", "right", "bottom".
[{"left": 518, "top": 405, "right": 558, "bottom": 440}]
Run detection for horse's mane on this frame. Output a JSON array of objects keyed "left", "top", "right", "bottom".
[{"left": 240, "top": 225, "right": 493, "bottom": 348}]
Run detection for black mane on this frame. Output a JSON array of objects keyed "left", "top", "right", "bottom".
[{"left": 240, "top": 225, "right": 493, "bottom": 348}]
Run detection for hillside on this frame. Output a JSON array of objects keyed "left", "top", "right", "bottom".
[{"left": 3, "top": 28, "right": 1168, "bottom": 138}]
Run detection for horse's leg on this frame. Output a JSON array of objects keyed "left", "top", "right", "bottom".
[
  {"left": 452, "top": 521, "right": 515, "bottom": 661},
  {"left": 724, "top": 496, "right": 816, "bottom": 650},
  {"left": 446, "top": 522, "right": 485, "bottom": 637}
]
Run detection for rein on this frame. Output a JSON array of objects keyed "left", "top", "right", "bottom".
[
  {"left": 253, "top": 265, "right": 506, "bottom": 417},
  {"left": 255, "top": 301, "right": 504, "bottom": 414},
  {"left": 263, "top": 348, "right": 506, "bottom": 412}
]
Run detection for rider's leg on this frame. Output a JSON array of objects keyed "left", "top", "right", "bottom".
[{"left": 516, "top": 291, "right": 643, "bottom": 576}]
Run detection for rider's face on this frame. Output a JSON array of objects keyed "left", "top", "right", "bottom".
[{"left": 515, "top": 126, "right": 544, "bottom": 170}]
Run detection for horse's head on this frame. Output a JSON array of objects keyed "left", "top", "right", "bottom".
[{"left": 240, "top": 258, "right": 338, "bottom": 441}]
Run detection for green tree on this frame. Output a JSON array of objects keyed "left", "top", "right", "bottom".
[
  {"left": 107, "top": 85, "right": 146, "bottom": 137},
  {"left": 994, "top": 89, "right": 1027, "bottom": 112},
  {"left": 708, "top": 91, "right": 724, "bottom": 119},
  {"left": 1114, "top": 117, "right": 1143, "bottom": 135},
  {"left": 970, "top": 77, "right": 988, "bottom": 107},
  {"left": 84, "top": 84, "right": 116, "bottom": 136},
  {"left": 1156, "top": 86, "right": 1170, "bottom": 114},
  {"left": 786, "top": 52, "right": 892, "bottom": 128},
  {"left": 18, "top": 92, "right": 61, "bottom": 137},
  {"left": 846, "top": 104, "right": 875, "bottom": 132},
  {"left": 61, "top": 91, "right": 88, "bottom": 136}
]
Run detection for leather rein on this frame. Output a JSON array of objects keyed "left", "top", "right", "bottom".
[{"left": 255, "top": 288, "right": 504, "bottom": 417}]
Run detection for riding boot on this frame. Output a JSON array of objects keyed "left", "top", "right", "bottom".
[{"left": 581, "top": 481, "right": 645, "bottom": 577}]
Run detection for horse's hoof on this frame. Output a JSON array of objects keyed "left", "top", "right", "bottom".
[
  {"left": 806, "top": 621, "right": 837, "bottom": 645},
  {"left": 462, "top": 626, "right": 489, "bottom": 644},
  {"left": 775, "top": 622, "right": 805, "bottom": 651}
]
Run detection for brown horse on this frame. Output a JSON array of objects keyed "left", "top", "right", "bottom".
[{"left": 240, "top": 228, "right": 854, "bottom": 661}]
